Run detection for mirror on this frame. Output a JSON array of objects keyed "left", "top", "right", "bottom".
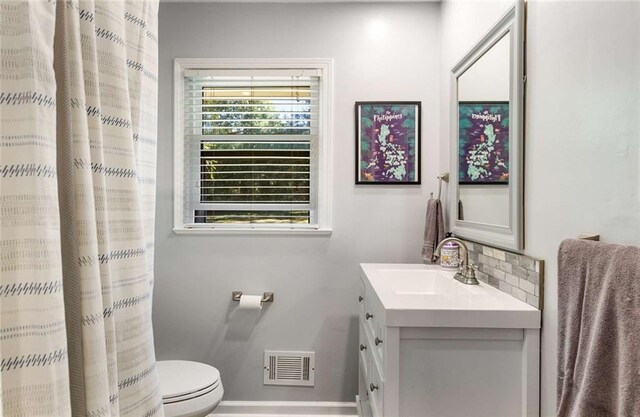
[{"left": 450, "top": 2, "right": 524, "bottom": 251}]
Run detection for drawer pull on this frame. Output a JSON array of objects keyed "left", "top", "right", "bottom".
[
  {"left": 375, "top": 337, "right": 383, "bottom": 346},
  {"left": 360, "top": 344, "right": 367, "bottom": 351},
  {"left": 365, "top": 312, "right": 374, "bottom": 320},
  {"left": 358, "top": 296, "right": 364, "bottom": 302},
  {"left": 370, "top": 383, "right": 379, "bottom": 392}
]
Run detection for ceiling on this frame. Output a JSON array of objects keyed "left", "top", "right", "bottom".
[{"left": 160, "top": 0, "right": 435, "bottom": 3}]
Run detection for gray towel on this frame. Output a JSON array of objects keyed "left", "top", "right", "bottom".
[
  {"left": 557, "top": 239, "right": 640, "bottom": 417},
  {"left": 422, "top": 198, "right": 445, "bottom": 263}
]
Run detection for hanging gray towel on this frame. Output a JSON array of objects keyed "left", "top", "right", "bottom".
[
  {"left": 557, "top": 239, "right": 640, "bottom": 417},
  {"left": 422, "top": 198, "right": 445, "bottom": 263}
]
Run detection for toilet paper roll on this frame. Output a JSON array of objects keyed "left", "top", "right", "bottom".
[{"left": 238, "top": 295, "right": 263, "bottom": 310}]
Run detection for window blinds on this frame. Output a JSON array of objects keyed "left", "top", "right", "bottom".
[{"left": 183, "top": 70, "right": 320, "bottom": 228}]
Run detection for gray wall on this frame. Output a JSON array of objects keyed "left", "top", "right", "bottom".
[{"left": 154, "top": 2, "right": 440, "bottom": 401}]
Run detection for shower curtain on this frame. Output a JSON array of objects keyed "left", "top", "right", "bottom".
[{"left": 0, "top": 1, "right": 162, "bottom": 416}]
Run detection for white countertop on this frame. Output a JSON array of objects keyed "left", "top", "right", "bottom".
[{"left": 360, "top": 263, "right": 541, "bottom": 329}]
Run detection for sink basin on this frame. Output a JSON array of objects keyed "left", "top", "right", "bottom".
[
  {"left": 376, "top": 268, "right": 477, "bottom": 296},
  {"left": 384, "top": 269, "right": 459, "bottom": 294}
]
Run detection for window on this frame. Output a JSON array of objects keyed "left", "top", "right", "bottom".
[{"left": 174, "top": 60, "right": 333, "bottom": 234}]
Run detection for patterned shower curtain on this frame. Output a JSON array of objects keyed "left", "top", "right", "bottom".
[{"left": 0, "top": 1, "right": 163, "bottom": 416}]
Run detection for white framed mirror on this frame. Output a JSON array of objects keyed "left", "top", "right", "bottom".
[{"left": 450, "top": 2, "right": 525, "bottom": 251}]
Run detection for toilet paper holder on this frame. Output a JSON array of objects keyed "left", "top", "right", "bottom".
[{"left": 232, "top": 291, "right": 274, "bottom": 304}]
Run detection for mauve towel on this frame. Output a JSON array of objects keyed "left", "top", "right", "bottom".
[
  {"left": 557, "top": 239, "right": 640, "bottom": 417},
  {"left": 422, "top": 198, "right": 445, "bottom": 263}
]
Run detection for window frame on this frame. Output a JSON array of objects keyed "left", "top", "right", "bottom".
[{"left": 173, "top": 58, "right": 333, "bottom": 235}]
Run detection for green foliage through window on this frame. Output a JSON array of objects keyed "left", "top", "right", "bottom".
[
  {"left": 186, "top": 77, "right": 319, "bottom": 226},
  {"left": 199, "top": 141, "right": 311, "bottom": 204},
  {"left": 201, "top": 86, "right": 312, "bottom": 135}
]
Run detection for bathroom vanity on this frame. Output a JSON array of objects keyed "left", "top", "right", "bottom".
[{"left": 356, "top": 264, "right": 540, "bottom": 417}]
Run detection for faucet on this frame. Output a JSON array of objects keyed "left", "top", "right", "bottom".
[{"left": 434, "top": 237, "right": 479, "bottom": 285}]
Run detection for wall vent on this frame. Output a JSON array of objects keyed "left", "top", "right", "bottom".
[{"left": 263, "top": 350, "right": 315, "bottom": 386}]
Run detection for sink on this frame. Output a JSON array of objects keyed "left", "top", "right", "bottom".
[
  {"left": 360, "top": 263, "right": 541, "bottom": 329},
  {"left": 377, "top": 268, "right": 475, "bottom": 296},
  {"left": 385, "top": 269, "right": 453, "bottom": 294}
]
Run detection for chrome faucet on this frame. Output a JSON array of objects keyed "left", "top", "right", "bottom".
[{"left": 434, "top": 237, "right": 479, "bottom": 285}]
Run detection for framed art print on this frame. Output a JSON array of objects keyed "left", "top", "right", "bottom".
[
  {"left": 458, "top": 101, "right": 510, "bottom": 184},
  {"left": 356, "top": 101, "right": 421, "bottom": 184}
]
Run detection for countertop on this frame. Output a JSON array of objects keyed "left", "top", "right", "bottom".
[{"left": 360, "top": 263, "right": 541, "bottom": 329}]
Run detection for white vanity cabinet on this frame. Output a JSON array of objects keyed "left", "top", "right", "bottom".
[{"left": 356, "top": 264, "right": 541, "bottom": 417}]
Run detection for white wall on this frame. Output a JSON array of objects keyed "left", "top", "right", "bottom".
[
  {"left": 154, "top": 2, "right": 441, "bottom": 401},
  {"left": 440, "top": 1, "right": 640, "bottom": 416},
  {"left": 457, "top": 33, "right": 511, "bottom": 226},
  {"left": 459, "top": 185, "right": 510, "bottom": 224},
  {"left": 526, "top": 1, "right": 640, "bottom": 415},
  {"left": 457, "top": 33, "right": 510, "bottom": 101},
  {"left": 438, "top": 0, "right": 514, "bottom": 229}
]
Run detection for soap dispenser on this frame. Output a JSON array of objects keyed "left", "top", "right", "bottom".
[{"left": 439, "top": 234, "right": 460, "bottom": 271}]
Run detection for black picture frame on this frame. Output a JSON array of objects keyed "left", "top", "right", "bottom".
[{"left": 355, "top": 101, "right": 422, "bottom": 185}]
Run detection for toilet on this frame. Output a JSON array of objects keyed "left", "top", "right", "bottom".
[{"left": 156, "top": 360, "right": 224, "bottom": 417}]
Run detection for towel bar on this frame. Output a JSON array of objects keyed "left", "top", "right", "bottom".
[
  {"left": 434, "top": 172, "right": 449, "bottom": 201},
  {"left": 577, "top": 233, "right": 600, "bottom": 241}
]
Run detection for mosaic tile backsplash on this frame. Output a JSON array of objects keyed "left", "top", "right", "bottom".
[{"left": 463, "top": 240, "right": 544, "bottom": 310}]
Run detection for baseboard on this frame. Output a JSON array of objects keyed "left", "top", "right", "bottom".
[
  {"left": 355, "top": 396, "right": 369, "bottom": 417},
  {"left": 211, "top": 400, "right": 358, "bottom": 416}
]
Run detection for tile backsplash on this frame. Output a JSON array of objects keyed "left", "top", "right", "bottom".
[{"left": 462, "top": 240, "right": 544, "bottom": 310}]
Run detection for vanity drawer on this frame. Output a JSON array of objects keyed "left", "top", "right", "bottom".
[
  {"left": 368, "top": 355, "right": 384, "bottom": 417},
  {"left": 359, "top": 320, "right": 369, "bottom": 379},
  {"left": 358, "top": 356, "right": 374, "bottom": 417},
  {"left": 363, "top": 287, "right": 385, "bottom": 374},
  {"left": 372, "top": 320, "right": 385, "bottom": 373},
  {"left": 358, "top": 276, "right": 366, "bottom": 319},
  {"left": 363, "top": 281, "right": 381, "bottom": 331}
]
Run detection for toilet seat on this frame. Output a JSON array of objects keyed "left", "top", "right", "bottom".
[
  {"left": 157, "top": 360, "right": 223, "bottom": 417},
  {"left": 162, "top": 379, "right": 220, "bottom": 404}
]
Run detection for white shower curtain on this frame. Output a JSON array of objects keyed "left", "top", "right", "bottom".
[{"left": 0, "top": 1, "right": 163, "bottom": 416}]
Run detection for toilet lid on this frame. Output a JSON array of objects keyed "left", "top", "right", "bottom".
[{"left": 157, "top": 360, "right": 221, "bottom": 400}]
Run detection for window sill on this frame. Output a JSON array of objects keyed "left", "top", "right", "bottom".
[{"left": 172, "top": 227, "right": 333, "bottom": 236}]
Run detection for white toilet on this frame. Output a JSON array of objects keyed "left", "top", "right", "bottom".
[{"left": 156, "top": 360, "right": 224, "bottom": 417}]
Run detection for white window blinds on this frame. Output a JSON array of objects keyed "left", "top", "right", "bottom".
[{"left": 182, "top": 69, "right": 321, "bottom": 229}]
